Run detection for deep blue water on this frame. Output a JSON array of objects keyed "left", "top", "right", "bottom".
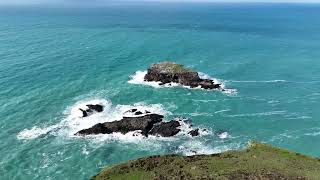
[{"left": 0, "top": 3, "right": 320, "bottom": 179}]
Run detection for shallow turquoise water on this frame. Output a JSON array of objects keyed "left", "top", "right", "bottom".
[{"left": 1, "top": 3, "right": 320, "bottom": 179}]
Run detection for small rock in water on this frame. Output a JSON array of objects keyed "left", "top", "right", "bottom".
[
  {"left": 79, "top": 108, "right": 88, "bottom": 117},
  {"left": 130, "top": 109, "right": 138, "bottom": 112},
  {"left": 134, "top": 111, "right": 143, "bottom": 115},
  {"left": 188, "top": 129, "right": 199, "bottom": 137}
]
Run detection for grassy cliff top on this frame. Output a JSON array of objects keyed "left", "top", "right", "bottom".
[
  {"left": 92, "top": 142, "right": 320, "bottom": 180},
  {"left": 150, "top": 61, "right": 194, "bottom": 74}
]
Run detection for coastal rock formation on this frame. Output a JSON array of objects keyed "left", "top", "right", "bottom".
[
  {"left": 149, "top": 121, "right": 181, "bottom": 137},
  {"left": 79, "top": 104, "right": 104, "bottom": 117},
  {"left": 75, "top": 111, "right": 201, "bottom": 138},
  {"left": 76, "top": 114, "right": 163, "bottom": 136},
  {"left": 86, "top": 104, "right": 103, "bottom": 112},
  {"left": 144, "top": 62, "right": 222, "bottom": 89}
]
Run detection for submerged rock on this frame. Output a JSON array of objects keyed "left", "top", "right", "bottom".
[{"left": 144, "top": 62, "right": 222, "bottom": 89}]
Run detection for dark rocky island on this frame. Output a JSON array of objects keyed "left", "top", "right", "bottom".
[
  {"left": 75, "top": 109, "right": 200, "bottom": 137},
  {"left": 144, "top": 61, "right": 222, "bottom": 89},
  {"left": 92, "top": 142, "right": 320, "bottom": 180}
]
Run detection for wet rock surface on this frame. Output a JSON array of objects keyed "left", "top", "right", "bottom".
[
  {"left": 188, "top": 129, "right": 199, "bottom": 137},
  {"left": 76, "top": 109, "right": 201, "bottom": 138},
  {"left": 79, "top": 104, "right": 104, "bottom": 117},
  {"left": 149, "top": 121, "right": 181, "bottom": 137},
  {"left": 76, "top": 114, "right": 163, "bottom": 136}
]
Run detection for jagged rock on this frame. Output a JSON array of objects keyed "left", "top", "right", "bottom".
[
  {"left": 79, "top": 104, "right": 104, "bottom": 117},
  {"left": 134, "top": 111, "right": 143, "bottom": 115},
  {"left": 79, "top": 108, "right": 88, "bottom": 117},
  {"left": 188, "top": 129, "right": 199, "bottom": 137},
  {"left": 144, "top": 62, "right": 221, "bottom": 89},
  {"left": 76, "top": 114, "right": 164, "bottom": 136},
  {"left": 76, "top": 112, "right": 202, "bottom": 138},
  {"left": 86, "top": 104, "right": 104, "bottom": 112},
  {"left": 149, "top": 121, "right": 181, "bottom": 137}
]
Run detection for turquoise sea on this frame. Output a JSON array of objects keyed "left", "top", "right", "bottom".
[{"left": 1, "top": 3, "right": 320, "bottom": 179}]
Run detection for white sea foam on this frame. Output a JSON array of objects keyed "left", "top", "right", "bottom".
[
  {"left": 17, "top": 97, "right": 235, "bottom": 156},
  {"left": 17, "top": 98, "right": 169, "bottom": 140},
  {"left": 17, "top": 98, "right": 211, "bottom": 142},
  {"left": 173, "top": 118, "right": 211, "bottom": 137},
  {"left": 17, "top": 125, "right": 58, "bottom": 140},
  {"left": 128, "top": 70, "right": 237, "bottom": 95},
  {"left": 217, "top": 132, "right": 230, "bottom": 139}
]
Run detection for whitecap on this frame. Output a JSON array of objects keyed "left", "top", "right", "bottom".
[
  {"left": 218, "top": 132, "right": 230, "bottom": 139},
  {"left": 17, "top": 125, "right": 58, "bottom": 140}
]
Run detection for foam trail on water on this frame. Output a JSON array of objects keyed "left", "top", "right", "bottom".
[{"left": 17, "top": 125, "right": 58, "bottom": 140}]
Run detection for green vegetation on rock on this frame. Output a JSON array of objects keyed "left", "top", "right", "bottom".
[
  {"left": 92, "top": 142, "right": 320, "bottom": 180},
  {"left": 151, "top": 61, "right": 194, "bottom": 74}
]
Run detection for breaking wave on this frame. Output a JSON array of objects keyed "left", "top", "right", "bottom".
[
  {"left": 17, "top": 98, "right": 234, "bottom": 155},
  {"left": 17, "top": 99, "right": 168, "bottom": 140}
]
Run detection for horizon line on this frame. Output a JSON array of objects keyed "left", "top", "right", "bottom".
[{"left": 1, "top": 0, "right": 320, "bottom": 7}]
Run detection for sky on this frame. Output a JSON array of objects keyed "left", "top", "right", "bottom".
[{"left": 1, "top": 0, "right": 320, "bottom": 6}]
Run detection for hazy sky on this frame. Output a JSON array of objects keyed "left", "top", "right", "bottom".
[{"left": 1, "top": 0, "right": 320, "bottom": 6}]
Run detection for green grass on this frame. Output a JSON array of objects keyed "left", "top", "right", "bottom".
[
  {"left": 152, "top": 61, "right": 194, "bottom": 74},
  {"left": 92, "top": 142, "right": 320, "bottom": 180}
]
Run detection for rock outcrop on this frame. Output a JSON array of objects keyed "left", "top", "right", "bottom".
[
  {"left": 86, "top": 104, "right": 103, "bottom": 112},
  {"left": 75, "top": 111, "right": 201, "bottom": 138},
  {"left": 144, "top": 62, "right": 222, "bottom": 89},
  {"left": 79, "top": 104, "right": 104, "bottom": 117},
  {"left": 149, "top": 121, "right": 181, "bottom": 137},
  {"left": 76, "top": 114, "right": 163, "bottom": 136}
]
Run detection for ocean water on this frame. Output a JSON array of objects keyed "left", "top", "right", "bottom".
[{"left": 1, "top": 3, "right": 320, "bottom": 179}]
